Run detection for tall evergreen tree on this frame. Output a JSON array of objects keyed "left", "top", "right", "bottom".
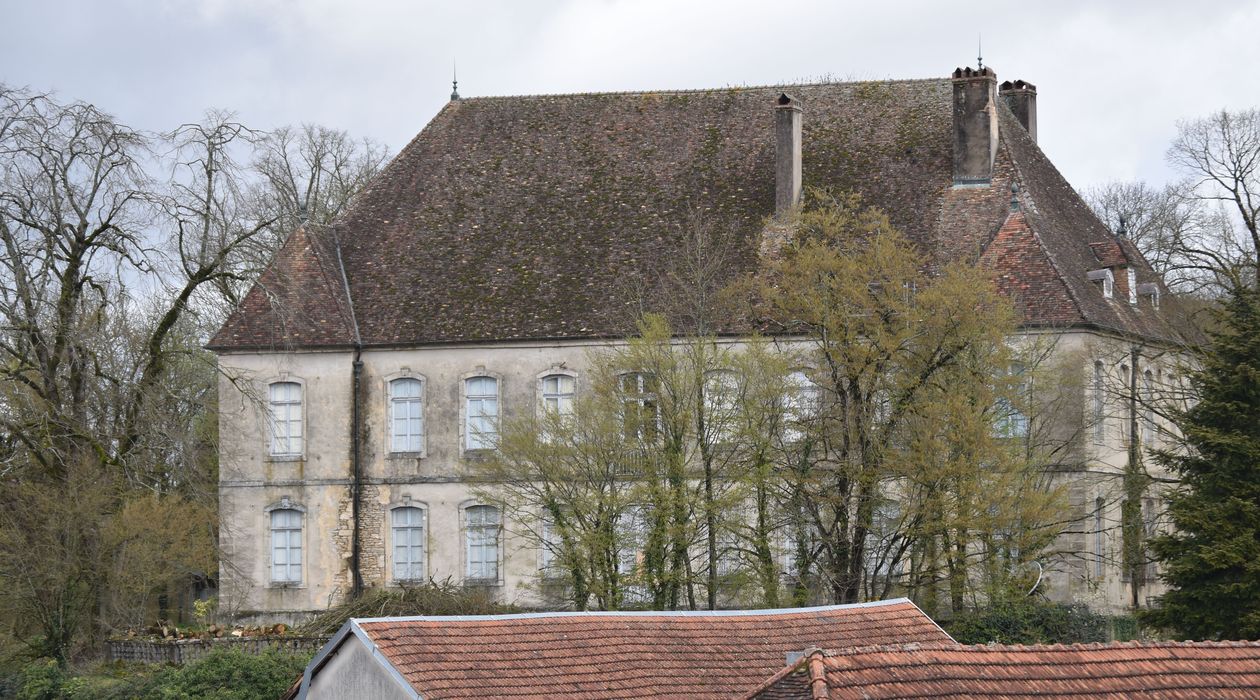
[{"left": 1145, "top": 285, "right": 1260, "bottom": 639}]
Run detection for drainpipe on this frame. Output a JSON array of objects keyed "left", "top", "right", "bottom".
[
  {"left": 1121, "top": 344, "right": 1145, "bottom": 609},
  {"left": 351, "top": 344, "right": 364, "bottom": 598}
]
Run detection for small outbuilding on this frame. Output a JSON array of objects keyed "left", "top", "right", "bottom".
[
  {"left": 287, "top": 598, "right": 949, "bottom": 699},
  {"left": 742, "top": 641, "right": 1260, "bottom": 699}
]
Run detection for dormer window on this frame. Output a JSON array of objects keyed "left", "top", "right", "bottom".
[
  {"left": 1137, "top": 283, "right": 1160, "bottom": 310},
  {"left": 1127, "top": 268, "right": 1137, "bottom": 305},
  {"left": 1087, "top": 269, "right": 1114, "bottom": 300}
]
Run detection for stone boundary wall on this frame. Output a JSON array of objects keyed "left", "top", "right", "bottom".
[{"left": 108, "top": 635, "right": 330, "bottom": 665}]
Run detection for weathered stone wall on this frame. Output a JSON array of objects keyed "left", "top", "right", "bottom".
[
  {"left": 108, "top": 635, "right": 329, "bottom": 665},
  {"left": 216, "top": 331, "right": 1180, "bottom": 619}
]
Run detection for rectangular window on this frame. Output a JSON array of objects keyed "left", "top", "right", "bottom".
[
  {"left": 465, "top": 377, "right": 499, "bottom": 450},
  {"left": 269, "top": 382, "right": 303, "bottom": 456},
  {"left": 390, "top": 378, "right": 424, "bottom": 453},
  {"left": 1143, "top": 497, "right": 1159, "bottom": 580},
  {"left": 616, "top": 505, "right": 644, "bottom": 577},
  {"left": 995, "top": 363, "right": 1029, "bottom": 439},
  {"left": 1093, "top": 362, "right": 1106, "bottom": 443},
  {"left": 540, "top": 520, "right": 560, "bottom": 577},
  {"left": 392, "top": 506, "right": 426, "bottom": 581},
  {"left": 270, "top": 509, "right": 302, "bottom": 583},
  {"left": 1142, "top": 370, "right": 1156, "bottom": 446},
  {"left": 465, "top": 505, "right": 500, "bottom": 581},
  {"left": 1094, "top": 497, "right": 1106, "bottom": 578},
  {"left": 620, "top": 373, "right": 659, "bottom": 442},
  {"left": 541, "top": 374, "right": 576, "bottom": 416},
  {"left": 783, "top": 370, "right": 819, "bottom": 443},
  {"left": 703, "top": 370, "right": 739, "bottom": 444}
]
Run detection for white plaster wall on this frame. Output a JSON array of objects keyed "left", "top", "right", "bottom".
[
  {"left": 307, "top": 635, "right": 414, "bottom": 700},
  {"left": 216, "top": 331, "right": 1181, "bottom": 619}
]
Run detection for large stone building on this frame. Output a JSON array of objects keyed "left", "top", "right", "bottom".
[{"left": 209, "top": 66, "right": 1183, "bottom": 621}]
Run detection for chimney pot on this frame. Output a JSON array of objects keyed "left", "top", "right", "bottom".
[
  {"left": 775, "top": 93, "right": 803, "bottom": 215},
  {"left": 1000, "top": 79, "right": 1038, "bottom": 142}
]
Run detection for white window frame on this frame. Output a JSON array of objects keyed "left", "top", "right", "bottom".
[
  {"left": 389, "top": 502, "right": 428, "bottom": 583},
  {"left": 386, "top": 373, "right": 426, "bottom": 456},
  {"left": 1142, "top": 369, "right": 1157, "bottom": 446},
  {"left": 783, "top": 369, "right": 819, "bottom": 443},
  {"left": 539, "top": 518, "right": 563, "bottom": 579},
  {"left": 703, "top": 369, "right": 739, "bottom": 445},
  {"left": 265, "top": 498, "right": 305, "bottom": 586},
  {"left": 1119, "top": 363, "right": 1131, "bottom": 443},
  {"left": 463, "top": 503, "right": 502, "bottom": 584},
  {"left": 994, "top": 362, "right": 1029, "bottom": 439},
  {"left": 266, "top": 378, "right": 305, "bottom": 459},
  {"left": 1092, "top": 361, "right": 1106, "bottom": 444},
  {"left": 538, "top": 369, "right": 578, "bottom": 417},
  {"left": 1094, "top": 496, "right": 1106, "bottom": 579},
  {"left": 461, "top": 371, "right": 501, "bottom": 452},
  {"left": 619, "top": 372, "right": 660, "bottom": 443}
]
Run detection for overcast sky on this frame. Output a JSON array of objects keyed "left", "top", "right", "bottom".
[{"left": 3, "top": 0, "right": 1257, "bottom": 192}]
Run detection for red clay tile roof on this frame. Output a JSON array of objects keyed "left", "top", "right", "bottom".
[
  {"left": 744, "top": 641, "right": 1260, "bottom": 699},
  {"left": 211, "top": 73, "right": 1184, "bottom": 351},
  {"left": 341, "top": 600, "right": 950, "bottom": 699}
]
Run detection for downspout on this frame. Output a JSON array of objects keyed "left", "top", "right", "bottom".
[
  {"left": 1121, "top": 344, "right": 1146, "bottom": 609},
  {"left": 331, "top": 225, "right": 365, "bottom": 599},
  {"left": 351, "top": 344, "right": 364, "bottom": 598}
]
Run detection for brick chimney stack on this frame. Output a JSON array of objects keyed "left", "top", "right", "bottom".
[
  {"left": 1000, "top": 80, "right": 1037, "bottom": 142},
  {"left": 951, "top": 66, "right": 999, "bottom": 186},
  {"left": 775, "top": 93, "right": 803, "bottom": 215}
]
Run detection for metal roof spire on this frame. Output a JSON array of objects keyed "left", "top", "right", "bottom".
[
  {"left": 977, "top": 35, "right": 983, "bottom": 71},
  {"left": 450, "top": 60, "right": 460, "bottom": 101}
]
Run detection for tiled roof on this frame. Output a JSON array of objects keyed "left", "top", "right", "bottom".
[
  {"left": 211, "top": 72, "right": 1184, "bottom": 351},
  {"left": 744, "top": 641, "right": 1260, "bottom": 699},
  {"left": 208, "top": 225, "right": 358, "bottom": 349},
  {"left": 308, "top": 600, "right": 950, "bottom": 699}
]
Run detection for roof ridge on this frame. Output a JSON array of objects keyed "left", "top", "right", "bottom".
[
  {"left": 454, "top": 76, "right": 948, "bottom": 102},
  {"left": 353, "top": 598, "right": 914, "bottom": 624},
  {"left": 820, "top": 639, "right": 1260, "bottom": 658}
]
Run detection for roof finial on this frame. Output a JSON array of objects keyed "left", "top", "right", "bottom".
[
  {"left": 977, "top": 35, "right": 983, "bottom": 71},
  {"left": 450, "top": 60, "right": 460, "bottom": 101},
  {"left": 1009, "top": 181, "right": 1020, "bottom": 212},
  {"left": 1117, "top": 213, "right": 1128, "bottom": 238}
]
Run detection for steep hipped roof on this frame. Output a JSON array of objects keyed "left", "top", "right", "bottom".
[
  {"left": 292, "top": 599, "right": 950, "bottom": 700},
  {"left": 744, "top": 641, "right": 1260, "bottom": 699},
  {"left": 211, "top": 73, "right": 1181, "bottom": 351}
]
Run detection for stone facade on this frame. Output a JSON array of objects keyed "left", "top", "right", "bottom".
[{"left": 216, "top": 330, "right": 1175, "bottom": 620}]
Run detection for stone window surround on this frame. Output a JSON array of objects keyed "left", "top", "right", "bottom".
[
  {"left": 264, "top": 373, "right": 306, "bottom": 462},
  {"left": 535, "top": 366, "right": 578, "bottom": 416},
  {"left": 459, "top": 368, "right": 503, "bottom": 454},
  {"left": 386, "top": 495, "right": 429, "bottom": 585},
  {"left": 264, "top": 496, "right": 307, "bottom": 589},
  {"left": 460, "top": 500, "right": 504, "bottom": 586},
  {"left": 383, "top": 369, "right": 428, "bottom": 458}
]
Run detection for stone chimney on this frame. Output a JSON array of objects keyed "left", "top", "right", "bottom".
[
  {"left": 775, "top": 93, "right": 803, "bottom": 215},
  {"left": 951, "top": 67, "right": 999, "bottom": 186},
  {"left": 1000, "top": 80, "right": 1037, "bottom": 142}
]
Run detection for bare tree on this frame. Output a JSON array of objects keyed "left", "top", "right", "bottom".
[
  {"left": 1167, "top": 108, "right": 1260, "bottom": 291},
  {"left": 0, "top": 86, "right": 389, "bottom": 658}
]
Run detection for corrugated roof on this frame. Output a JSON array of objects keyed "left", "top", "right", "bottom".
[
  {"left": 314, "top": 600, "right": 951, "bottom": 699},
  {"left": 744, "top": 641, "right": 1260, "bottom": 699},
  {"left": 211, "top": 72, "right": 1184, "bottom": 351}
]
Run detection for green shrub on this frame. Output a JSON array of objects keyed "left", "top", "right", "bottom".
[
  {"left": 945, "top": 599, "right": 1137, "bottom": 645},
  {"left": 134, "top": 648, "right": 309, "bottom": 700},
  {"left": 14, "top": 660, "right": 64, "bottom": 700},
  {"left": 5, "top": 649, "right": 309, "bottom": 700}
]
